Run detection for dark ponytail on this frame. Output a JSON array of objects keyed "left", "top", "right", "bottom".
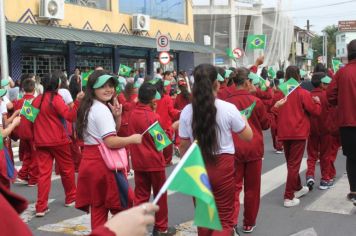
[
  {"left": 192, "top": 64, "right": 219, "bottom": 162},
  {"left": 233, "top": 67, "right": 250, "bottom": 86}
]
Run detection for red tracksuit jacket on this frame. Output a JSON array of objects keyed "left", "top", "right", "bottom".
[
  {"left": 327, "top": 59, "right": 356, "bottom": 127},
  {"left": 155, "top": 94, "right": 180, "bottom": 130},
  {"left": 117, "top": 93, "right": 137, "bottom": 137},
  {"left": 309, "top": 88, "right": 330, "bottom": 136},
  {"left": 277, "top": 87, "right": 321, "bottom": 140},
  {"left": 174, "top": 93, "right": 190, "bottom": 111},
  {"left": 128, "top": 103, "right": 166, "bottom": 172},
  {"left": 226, "top": 89, "right": 272, "bottom": 162},
  {"left": 270, "top": 90, "right": 284, "bottom": 129},
  {"left": 32, "top": 92, "right": 79, "bottom": 147}
]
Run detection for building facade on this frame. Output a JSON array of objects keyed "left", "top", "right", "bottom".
[
  {"left": 336, "top": 21, "right": 356, "bottom": 63},
  {"left": 3, "top": 0, "right": 214, "bottom": 80}
]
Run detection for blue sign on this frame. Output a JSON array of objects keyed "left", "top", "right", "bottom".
[
  {"left": 215, "top": 57, "right": 224, "bottom": 65},
  {"left": 306, "top": 48, "right": 314, "bottom": 60}
]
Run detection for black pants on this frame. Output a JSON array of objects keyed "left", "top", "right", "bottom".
[{"left": 340, "top": 127, "right": 356, "bottom": 192}]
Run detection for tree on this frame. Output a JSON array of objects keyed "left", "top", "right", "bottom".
[{"left": 312, "top": 25, "right": 338, "bottom": 68}]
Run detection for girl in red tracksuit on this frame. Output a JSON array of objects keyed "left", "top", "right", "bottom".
[
  {"left": 174, "top": 79, "right": 191, "bottom": 111},
  {"left": 155, "top": 80, "right": 180, "bottom": 165},
  {"left": 32, "top": 71, "right": 83, "bottom": 217},
  {"left": 276, "top": 66, "right": 321, "bottom": 207},
  {"left": 76, "top": 70, "right": 142, "bottom": 230},
  {"left": 226, "top": 67, "right": 278, "bottom": 234}
]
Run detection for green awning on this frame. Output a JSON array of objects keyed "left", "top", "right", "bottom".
[{"left": 6, "top": 22, "right": 220, "bottom": 54}]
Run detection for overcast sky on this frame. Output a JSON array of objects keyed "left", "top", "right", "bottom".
[{"left": 262, "top": 0, "right": 356, "bottom": 34}]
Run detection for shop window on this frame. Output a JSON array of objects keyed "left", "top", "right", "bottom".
[
  {"left": 119, "top": 0, "right": 186, "bottom": 24},
  {"left": 65, "top": 0, "right": 111, "bottom": 10},
  {"left": 75, "top": 55, "right": 113, "bottom": 72},
  {"left": 21, "top": 55, "right": 66, "bottom": 78}
]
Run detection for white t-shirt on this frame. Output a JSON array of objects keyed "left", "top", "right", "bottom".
[
  {"left": 179, "top": 99, "right": 246, "bottom": 155},
  {"left": 0, "top": 96, "right": 11, "bottom": 114},
  {"left": 58, "top": 89, "right": 73, "bottom": 105},
  {"left": 83, "top": 99, "right": 117, "bottom": 145}
]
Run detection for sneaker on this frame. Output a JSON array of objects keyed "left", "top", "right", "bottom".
[
  {"left": 14, "top": 177, "right": 28, "bottom": 185},
  {"left": 242, "top": 225, "right": 256, "bottom": 233},
  {"left": 346, "top": 193, "right": 356, "bottom": 205},
  {"left": 27, "top": 183, "right": 37, "bottom": 187},
  {"left": 152, "top": 227, "right": 176, "bottom": 236},
  {"left": 64, "top": 201, "right": 75, "bottom": 207},
  {"left": 275, "top": 150, "right": 283, "bottom": 154},
  {"left": 294, "top": 186, "right": 309, "bottom": 198},
  {"left": 284, "top": 198, "right": 300, "bottom": 207},
  {"left": 319, "top": 180, "right": 334, "bottom": 190},
  {"left": 35, "top": 208, "right": 50, "bottom": 217},
  {"left": 233, "top": 225, "right": 240, "bottom": 236},
  {"left": 306, "top": 177, "right": 315, "bottom": 191}
]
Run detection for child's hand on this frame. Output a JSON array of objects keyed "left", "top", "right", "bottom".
[
  {"left": 130, "top": 134, "right": 143, "bottom": 144},
  {"left": 76, "top": 91, "right": 85, "bottom": 102},
  {"left": 274, "top": 97, "right": 287, "bottom": 108},
  {"left": 171, "top": 121, "right": 179, "bottom": 130},
  {"left": 312, "top": 96, "right": 320, "bottom": 104},
  {"left": 12, "top": 116, "right": 21, "bottom": 127},
  {"left": 13, "top": 109, "right": 21, "bottom": 116},
  {"left": 109, "top": 98, "right": 122, "bottom": 118}
]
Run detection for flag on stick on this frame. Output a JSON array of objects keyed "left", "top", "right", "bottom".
[
  {"left": 20, "top": 100, "right": 39, "bottom": 123},
  {"left": 153, "top": 142, "right": 222, "bottom": 230},
  {"left": 332, "top": 59, "right": 342, "bottom": 73},
  {"left": 278, "top": 78, "right": 300, "bottom": 97},
  {"left": 225, "top": 48, "right": 235, "bottom": 59},
  {"left": 246, "top": 35, "right": 266, "bottom": 50},
  {"left": 143, "top": 121, "right": 172, "bottom": 151},
  {"left": 119, "top": 64, "right": 132, "bottom": 77},
  {"left": 240, "top": 101, "right": 256, "bottom": 119},
  {"left": 268, "top": 67, "right": 276, "bottom": 79},
  {"left": 81, "top": 70, "right": 94, "bottom": 88}
]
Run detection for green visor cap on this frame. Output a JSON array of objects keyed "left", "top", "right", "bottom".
[
  {"left": 248, "top": 72, "right": 261, "bottom": 85},
  {"left": 155, "top": 91, "right": 161, "bottom": 100},
  {"left": 224, "top": 70, "right": 233, "bottom": 78},
  {"left": 93, "top": 74, "right": 117, "bottom": 89},
  {"left": 118, "top": 77, "right": 126, "bottom": 84},
  {"left": 164, "top": 80, "right": 171, "bottom": 87},
  {"left": 1, "top": 79, "right": 9, "bottom": 87},
  {"left": 321, "top": 76, "right": 332, "bottom": 84},
  {"left": 300, "top": 69, "right": 307, "bottom": 77},
  {"left": 217, "top": 73, "right": 225, "bottom": 82},
  {"left": 149, "top": 78, "right": 159, "bottom": 85},
  {"left": 133, "top": 81, "right": 141, "bottom": 88},
  {"left": 279, "top": 79, "right": 285, "bottom": 84},
  {"left": 0, "top": 88, "right": 7, "bottom": 97}
]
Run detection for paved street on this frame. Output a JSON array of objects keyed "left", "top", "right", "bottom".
[{"left": 12, "top": 132, "right": 356, "bottom": 236}]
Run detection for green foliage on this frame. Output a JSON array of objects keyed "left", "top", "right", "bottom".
[{"left": 312, "top": 25, "right": 338, "bottom": 67}]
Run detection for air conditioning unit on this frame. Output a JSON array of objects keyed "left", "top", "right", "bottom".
[
  {"left": 132, "top": 14, "right": 150, "bottom": 32},
  {"left": 39, "top": 0, "right": 64, "bottom": 20}
]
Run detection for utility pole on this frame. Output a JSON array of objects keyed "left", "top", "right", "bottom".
[{"left": 0, "top": 0, "right": 9, "bottom": 81}]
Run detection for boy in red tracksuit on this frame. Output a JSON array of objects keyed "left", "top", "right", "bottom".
[
  {"left": 128, "top": 83, "right": 176, "bottom": 236},
  {"left": 155, "top": 80, "right": 180, "bottom": 166},
  {"left": 306, "top": 73, "right": 334, "bottom": 190},
  {"left": 276, "top": 66, "right": 321, "bottom": 208},
  {"left": 13, "top": 79, "right": 38, "bottom": 187},
  {"left": 226, "top": 67, "right": 274, "bottom": 234}
]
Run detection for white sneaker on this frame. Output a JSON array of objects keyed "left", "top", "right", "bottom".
[
  {"left": 294, "top": 186, "right": 309, "bottom": 198},
  {"left": 35, "top": 208, "right": 50, "bottom": 217},
  {"left": 14, "top": 178, "right": 28, "bottom": 185},
  {"left": 64, "top": 201, "right": 75, "bottom": 207},
  {"left": 275, "top": 150, "right": 284, "bottom": 154},
  {"left": 284, "top": 198, "right": 300, "bottom": 207}
]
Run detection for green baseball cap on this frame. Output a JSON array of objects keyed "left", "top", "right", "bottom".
[
  {"left": 217, "top": 73, "right": 225, "bottom": 82},
  {"left": 224, "top": 70, "right": 233, "bottom": 78},
  {"left": 0, "top": 88, "right": 7, "bottom": 97},
  {"left": 155, "top": 91, "right": 161, "bottom": 100},
  {"left": 133, "top": 81, "right": 141, "bottom": 89},
  {"left": 93, "top": 74, "right": 117, "bottom": 89},
  {"left": 300, "top": 69, "right": 307, "bottom": 77},
  {"left": 118, "top": 77, "right": 126, "bottom": 84},
  {"left": 248, "top": 72, "right": 261, "bottom": 85},
  {"left": 1, "top": 79, "right": 9, "bottom": 87},
  {"left": 148, "top": 78, "right": 160, "bottom": 85},
  {"left": 321, "top": 76, "right": 332, "bottom": 84}
]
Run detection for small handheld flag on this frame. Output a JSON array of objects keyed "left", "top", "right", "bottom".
[
  {"left": 0, "top": 132, "right": 3, "bottom": 150},
  {"left": 332, "top": 59, "right": 342, "bottom": 73},
  {"left": 81, "top": 70, "right": 94, "bottom": 88},
  {"left": 119, "top": 64, "right": 132, "bottom": 77},
  {"left": 143, "top": 121, "right": 172, "bottom": 151},
  {"left": 268, "top": 67, "right": 276, "bottom": 79},
  {"left": 240, "top": 101, "right": 256, "bottom": 119},
  {"left": 153, "top": 142, "right": 222, "bottom": 230},
  {"left": 278, "top": 78, "right": 300, "bottom": 97},
  {"left": 247, "top": 34, "right": 266, "bottom": 50},
  {"left": 20, "top": 100, "right": 39, "bottom": 123},
  {"left": 225, "top": 48, "right": 236, "bottom": 59}
]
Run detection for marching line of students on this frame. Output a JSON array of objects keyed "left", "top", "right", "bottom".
[{"left": 0, "top": 52, "right": 353, "bottom": 236}]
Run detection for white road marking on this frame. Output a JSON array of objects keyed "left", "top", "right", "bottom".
[
  {"left": 290, "top": 227, "right": 318, "bottom": 236},
  {"left": 21, "top": 199, "right": 55, "bottom": 223}
]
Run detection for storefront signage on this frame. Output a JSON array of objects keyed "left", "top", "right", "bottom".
[
  {"left": 159, "top": 52, "right": 170, "bottom": 65},
  {"left": 157, "top": 35, "right": 170, "bottom": 52}
]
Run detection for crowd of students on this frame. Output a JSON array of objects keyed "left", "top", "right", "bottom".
[{"left": 1, "top": 40, "right": 356, "bottom": 236}]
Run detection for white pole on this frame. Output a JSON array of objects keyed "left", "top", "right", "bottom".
[
  {"left": 0, "top": 0, "right": 9, "bottom": 83},
  {"left": 142, "top": 120, "right": 158, "bottom": 135}
]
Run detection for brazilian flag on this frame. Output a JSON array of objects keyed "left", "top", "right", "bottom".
[
  {"left": 82, "top": 70, "right": 94, "bottom": 88},
  {"left": 247, "top": 34, "right": 266, "bottom": 50},
  {"left": 278, "top": 78, "right": 300, "bottom": 96},
  {"left": 157, "top": 142, "right": 222, "bottom": 230},
  {"left": 240, "top": 101, "right": 256, "bottom": 119},
  {"left": 20, "top": 100, "right": 39, "bottom": 123},
  {"left": 148, "top": 121, "right": 172, "bottom": 151},
  {"left": 118, "top": 64, "right": 132, "bottom": 77}
]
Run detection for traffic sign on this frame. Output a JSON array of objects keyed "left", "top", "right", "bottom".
[
  {"left": 233, "top": 48, "right": 244, "bottom": 59},
  {"left": 157, "top": 34, "right": 170, "bottom": 52},
  {"left": 159, "top": 52, "right": 170, "bottom": 65}
]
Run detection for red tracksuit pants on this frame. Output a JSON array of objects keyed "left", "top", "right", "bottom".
[
  {"left": 134, "top": 171, "right": 168, "bottom": 232},
  {"left": 283, "top": 140, "right": 306, "bottom": 200},
  {"left": 36, "top": 144, "right": 76, "bottom": 212},
  {"left": 271, "top": 127, "right": 283, "bottom": 151},
  {"left": 17, "top": 140, "right": 38, "bottom": 185},
  {"left": 163, "top": 129, "right": 173, "bottom": 165},
  {"left": 198, "top": 154, "right": 235, "bottom": 236},
  {"left": 329, "top": 136, "right": 340, "bottom": 180},
  {"left": 233, "top": 159, "right": 262, "bottom": 227},
  {"left": 306, "top": 135, "right": 333, "bottom": 181}
]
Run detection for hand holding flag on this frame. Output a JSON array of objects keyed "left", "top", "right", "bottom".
[
  {"left": 20, "top": 100, "right": 39, "bottom": 123},
  {"left": 278, "top": 78, "right": 300, "bottom": 97},
  {"left": 142, "top": 121, "right": 172, "bottom": 151}
]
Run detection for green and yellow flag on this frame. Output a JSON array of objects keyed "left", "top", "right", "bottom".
[
  {"left": 247, "top": 34, "right": 266, "bottom": 50},
  {"left": 268, "top": 67, "right": 276, "bottom": 79},
  {"left": 119, "top": 64, "right": 132, "bottom": 77},
  {"left": 332, "top": 59, "right": 342, "bottom": 73},
  {"left": 20, "top": 100, "right": 39, "bottom": 123},
  {"left": 240, "top": 101, "right": 256, "bottom": 119},
  {"left": 278, "top": 78, "right": 300, "bottom": 96},
  {"left": 82, "top": 70, "right": 94, "bottom": 87},
  {"left": 153, "top": 142, "right": 222, "bottom": 230},
  {"left": 225, "top": 48, "right": 235, "bottom": 59},
  {"left": 0, "top": 132, "right": 3, "bottom": 150},
  {"left": 147, "top": 121, "right": 172, "bottom": 151}
]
